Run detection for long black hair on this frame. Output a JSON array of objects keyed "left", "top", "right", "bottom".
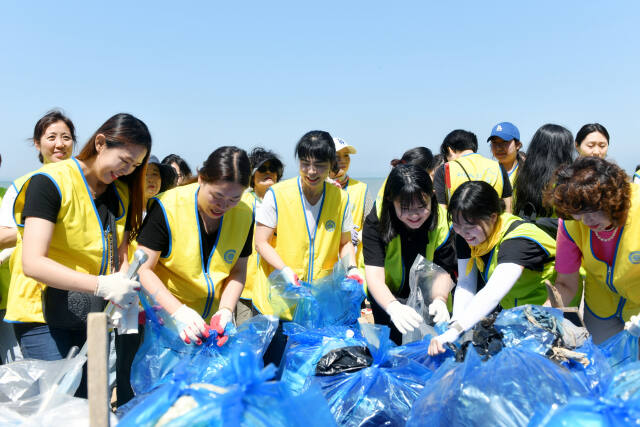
[
  {"left": 379, "top": 164, "right": 438, "bottom": 244},
  {"left": 514, "top": 124, "right": 575, "bottom": 218},
  {"left": 448, "top": 181, "right": 504, "bottom": 233}
]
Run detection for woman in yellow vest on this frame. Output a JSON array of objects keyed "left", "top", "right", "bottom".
[
  {"left": 329, "top": 137, "right": 370, "bottom": 276},
  {"left": 428, "top": 181, "right": 557, "bottom": 355},
  {"left": 363, "top": 164, "right": 456, "bottom": 345},
  {"left": 6, "top": 113, "right": 149, "bottom": 395},
  {"left": 433, "top": 129, "right": 513, "bottom": 212},
  {"left": 548, "top": 156, "right": 640, "bottom": 343},
  {"left": 0, "top": 111, "right": 77, "bottom": 364},
  {"left": 236, "top": 147, "right": 283, "bottom": 325},
  {"left": 487, "top": 121, "right": 525, "bottom": 192},
  {"left": 254, "top": 130, "right": 358, "bottom": 366},
  {"left": 136, "top": 146, "right": 254, "bottom": 345}
]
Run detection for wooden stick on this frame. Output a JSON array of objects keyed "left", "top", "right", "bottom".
[{"left": 88, "top": 312, "right": 110, "bottom": 427}]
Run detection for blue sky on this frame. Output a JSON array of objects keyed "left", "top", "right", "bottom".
[{"left": 1, "top": 1, "right": 639, "bottom": 181}]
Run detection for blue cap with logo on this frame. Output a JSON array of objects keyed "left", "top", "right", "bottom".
[{"left": 488, "top": 122, "right": 520, "bottom": 142}]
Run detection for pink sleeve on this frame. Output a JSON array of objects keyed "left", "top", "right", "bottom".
[{"left": 555, "top": 218, "right": 582, "bottom": 274}]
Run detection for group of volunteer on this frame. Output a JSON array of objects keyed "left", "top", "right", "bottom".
[{"left": 1, "top": 110, "right": 639, "bottom": 409}]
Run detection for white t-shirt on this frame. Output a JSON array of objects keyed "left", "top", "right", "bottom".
[
  {"left": 0, "top": 185, "right": 17, "bottom": 228},
  {"left": 256, "top": 185, "right": 353, "bottom": 239}
]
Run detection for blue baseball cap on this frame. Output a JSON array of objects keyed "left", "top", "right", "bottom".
[{"left": 488, "top": 122, "right": 520, "bottom": 142}]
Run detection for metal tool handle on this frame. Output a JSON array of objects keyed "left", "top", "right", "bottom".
[{"left": 126, "top": 249, "right": 149, "bottom": 280}]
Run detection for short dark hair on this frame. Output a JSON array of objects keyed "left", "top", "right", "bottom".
[
  {"left": 199, "top": 146, "right": 251, "bottom": 187},
  {"left": 379, "top": 164, "right": 438, "bottom": 244},
  {"left": 162, "top": 154, "right": 192, "bottom": 179},
  {"left": 33, "top": 110, "right": 77, "bottom": 163},
  {"left": 390, "top": 147, "right": 435, "bottom": 173},
  {"left": 440, "top": 129, "right": 478, "bottom": 158},
  {"left": 576, "top": 123, "right": 609, "bottom": 146},
  {"left": 448, "top": 181, "right": 504, "bottom": 227},
  {"left": 248, "top": 146, "right": 284, "bottom": 187},
  {"left": 294, "top": 130, "right": 336, "bottom": 166}
]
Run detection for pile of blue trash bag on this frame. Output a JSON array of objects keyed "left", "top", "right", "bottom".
[{"left": 119, "top": 345, "right": 336, "bottom": 427}]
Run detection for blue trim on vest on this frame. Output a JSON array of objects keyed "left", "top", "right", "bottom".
[
  {"left": 72, "top": 158, "right": 108, "bottom": 275},
  {"left": 151, "top": 197, "right": 172, "bottom": 259},
  {"left": 114, "top": 184, "right": 125, "bottom": 221},
  {"left": 341, "top": 193, "right": 350, "bottom": 230},
  {"left": 296, "top": 177, "right": 326, "bottom": 282},
  {"left": 13, "top": 172, "right": 62, "bottom": 228},
  {"left": 608, "top": 226, "right": 625, "bottom": 296},
  {"left": 435, "top": 225, "right": 453, "bottom": 252},
  {"left": 588, "top": 230, "right": 621, "bottom": 295},
  {"left": 584, "top": 300, "right": 620, "bottom": 320},
  {"left": 483, "top": 248, "right": 497, "bottom": 283},
  {"left": 561, "top": 220, "right": 576, "bottom": 245},
  {"left": 509, "top": 236, "right": 550, "bottom": 256}
]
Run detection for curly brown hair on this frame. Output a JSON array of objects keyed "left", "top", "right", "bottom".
[{"left": 545, "top": 156, "right": 631, "bottom": 227}]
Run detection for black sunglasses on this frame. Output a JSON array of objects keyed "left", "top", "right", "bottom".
[{"left": 257, "top": 162, "right": 282, "bottom": 174}]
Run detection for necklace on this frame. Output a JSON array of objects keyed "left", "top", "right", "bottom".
[{"left": 593, "top": 227, "right": 618, "bottom": 242}]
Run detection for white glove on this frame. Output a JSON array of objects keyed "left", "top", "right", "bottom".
[
  {"left": 280, "top": 266, "right": 301, "bottom": 286},
  {"left": 624, "top": 314, "right": 640, "bottom": 337},
  {"left": 95, "top": 272, "right": 139, "bottom": 307},
  {"left": 0, "top": 248, "right": 14, "bottom": 265},
  {"left": 110, "top": 297, "right": 140, "bottom": 335},
  {"left": 428, "top": 298, "right": 451, "bottom": 324},
  {"left": 171, "top": 304, "right": 208, "bottom": 344},
  {"left": 212, "top": 307, "right": 233, "bottom": 331},
  {"left": 385, "top": 300, "right": 423, "bottom": 334},
  {"left": 351, "top": 228, "right": 361, "bottom": 247},
  {"left": 346, "top": 266, "right": 364, "bottom": 285}
]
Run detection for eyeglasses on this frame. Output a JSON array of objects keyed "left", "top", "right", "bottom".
[{"left": 257, "top": 163, "right": 282, "bottom": 174}]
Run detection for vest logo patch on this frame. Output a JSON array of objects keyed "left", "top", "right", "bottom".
[
  {"left": 223, "top": 249, "right": 236, "bottom": 264},
  {"left": 325, "top": 220, "right": 336, "bottom": 232},
  {"left": 629, "top": 251, "right": 640, "bottom": 264}
]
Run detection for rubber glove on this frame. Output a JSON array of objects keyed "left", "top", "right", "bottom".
[
  {"left": 171, "top": 304, "right": 209, "bottom": 345},
  {"left": 346, "top": 266, "right": 364, "bottom": 285},
  {"left": 428, "top": 298, "right": 451, "bottom": 324},
  {"left": 208, "top": 307, "right": 233, "bottom": 347},
  {"left": 385, "top": 300, "right": 423, "bottom": 334},
  {"left": 351, "top": 228, "right": 361, "bottom": 247},
  {"left": 280, "top": 266, "right": 301, "bottom": 286},
  {"left": 625, "top": 314, "right": 640, "bottom": 337},
  {"left": 95, "top": 272, "right": 140, "bottom": 307}
]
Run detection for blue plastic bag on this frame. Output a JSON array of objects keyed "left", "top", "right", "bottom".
[
  {"left": 408, "top": 346, "right": 590, "bottom": 426},
  {"left": 597, "top": 330, "right": 640, "bottom": 369},
  {"left": 280, "top": 323, "right": 367, "bottom": 395},
  {"left": 494, "top": 305, "right": 565, "bottom": 356},
  {"left": 120, "top": 345, "right": 336, "bottom": 427},
  {"left": 389, "top": 334, "right": 454, "bottom": 371},
  {"left": 315, "top": 324, "right": 433, "bottom": 427},
  {"left": 530, "top": 396, "right": 640, "bottom": 426},
  {"left": 268, "top": 260, "right": 365, "bottom": 329},
  {"left": 130, "top": 291, "right": 278, "bottom": 395}
]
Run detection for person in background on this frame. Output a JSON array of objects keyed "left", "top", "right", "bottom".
[
  {"left": 547, "top": 156, "right": 640, "bottom": 343},
  {"left": 363, "top": 164, "right": 455, "bottom": 345},
  {"left": 634, "top": 164, "right": 640, "bottom": 184},
  {"left": 329, "top": 137, "right": 371, "bottom": 280},
  {"left": 144, "top": 155, "right": 178, "bottom": 207},
  {"left": 433, "top": 129, "right": 513, "bottom": 212},
  {"left": 488, "top": 122, "right": 525, "bottom": 193},
  {"left": 430, "top": 154, "right": 445, "bottom": 182},
  {"left": 254, "top": 130, "right": 358, "bottom": 367},
  {"left": 575, "top": 123, "right": 609, "bottom": 159},
  {"left": 5, "top": 113, "right": 149, "bottom": 397},
  {"left": 513, "top": 124, "right": 575, "bottom": 233},
  {"left": 0, "top": 110, "right": 77, "bottom": 364},
  {"left": 137, "top": 146, "right": 254, "bottom": 345},
  {"left": 428, "top": 181, "right": 557, "bottom": 355},
  {"left": 162, "top": 153, "right": 193, "bottom": 185},
  {"left": 236, "top": 147, "right": 284, "bottom": 325}
]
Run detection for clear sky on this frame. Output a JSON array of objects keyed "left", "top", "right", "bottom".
[{"left": 1, "top": 1, "right": 639, "bottom": 181}]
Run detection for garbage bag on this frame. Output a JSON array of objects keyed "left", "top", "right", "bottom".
[
  {"left": 597, "top": 330, "right": 639, "bottom": 369},
  {"left": 389, "top": 334, "right": 455, "bottom": 371},
  {"left": 403, "top": 255, "right": 449, "bottom": 344},
  {"left": 315, "top": 324, "right": 433, "bottom": 427},
  {"left": 315, "top": 346, "right": 372, "bottom": 376},
  {"left": 530, "top": 396, "right": 640, "bottom": 426},
  {"left": 268, "top": 259, "right": 365, "bottom": 328},
  {"left": 131, "top": 290, "right": 278, "bottom": 395},
  {"left": 407, "top": 346, "right": 590, "bottom": 426},
  {"left": 604, "top": 360, "right": 640, "bottom": 403},
  {"left": 1, "top": 395, "right": 118, "bottom": 427},
  {"left": 280, "top": 324, "right": 367, "bottom": 395},
  {"left": 119, "top": 345, "right": 336, "bottom": 427},
  {"left": 563, "top": 337, "right": 612, "bottom": 396},
  {"left": 494, "top": 305, "right": 564, "bottom": 356}
]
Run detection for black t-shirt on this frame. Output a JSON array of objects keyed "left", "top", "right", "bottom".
[
  {"left": 22, "top": 174, "right": 126, "bottom": 231},
  {"left": 433, "top": 161, "right": 513, "bottom": 205},
  {"left": 137, "top": 200, "right": 254, "bottom": 261},
  {"left": 362, "top": 207, "right": 457, "bottom": 299},
  {"left": 455, "top": 221, "right": 553, "bottom": 290}
]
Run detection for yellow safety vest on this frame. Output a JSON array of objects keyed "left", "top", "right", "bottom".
[
  {"left": 253, "top": 177, "right": 349, "bottom": 318},
  {"left": 345, "top": 178, "right": 368, "bottom": 276},
  {"left": 446, "top": 153, "right": 504, "bottom": 203},
  {"left": 240, "top": 190, "right": 259, "bottom": 300},
  {"left": 151, "top": 183, "right": 253, "bottom": 321},
  {"left": 480, "top": 213, "right": 557, "bottom": 309},
  {"left": 382, "top": 204, "right": 452, "bottom": 294},
  {"left": 0, "top": 190, "right": 9, "bottom": 311},
  {"left": 375, "top": 177, "right": 388, "bottom": 218},
  {"left": 6, "top": 158, "right": 129, "bottom": 323},
  {"left": 563, "top": 185, "right": 640, "bottom": 321}
]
